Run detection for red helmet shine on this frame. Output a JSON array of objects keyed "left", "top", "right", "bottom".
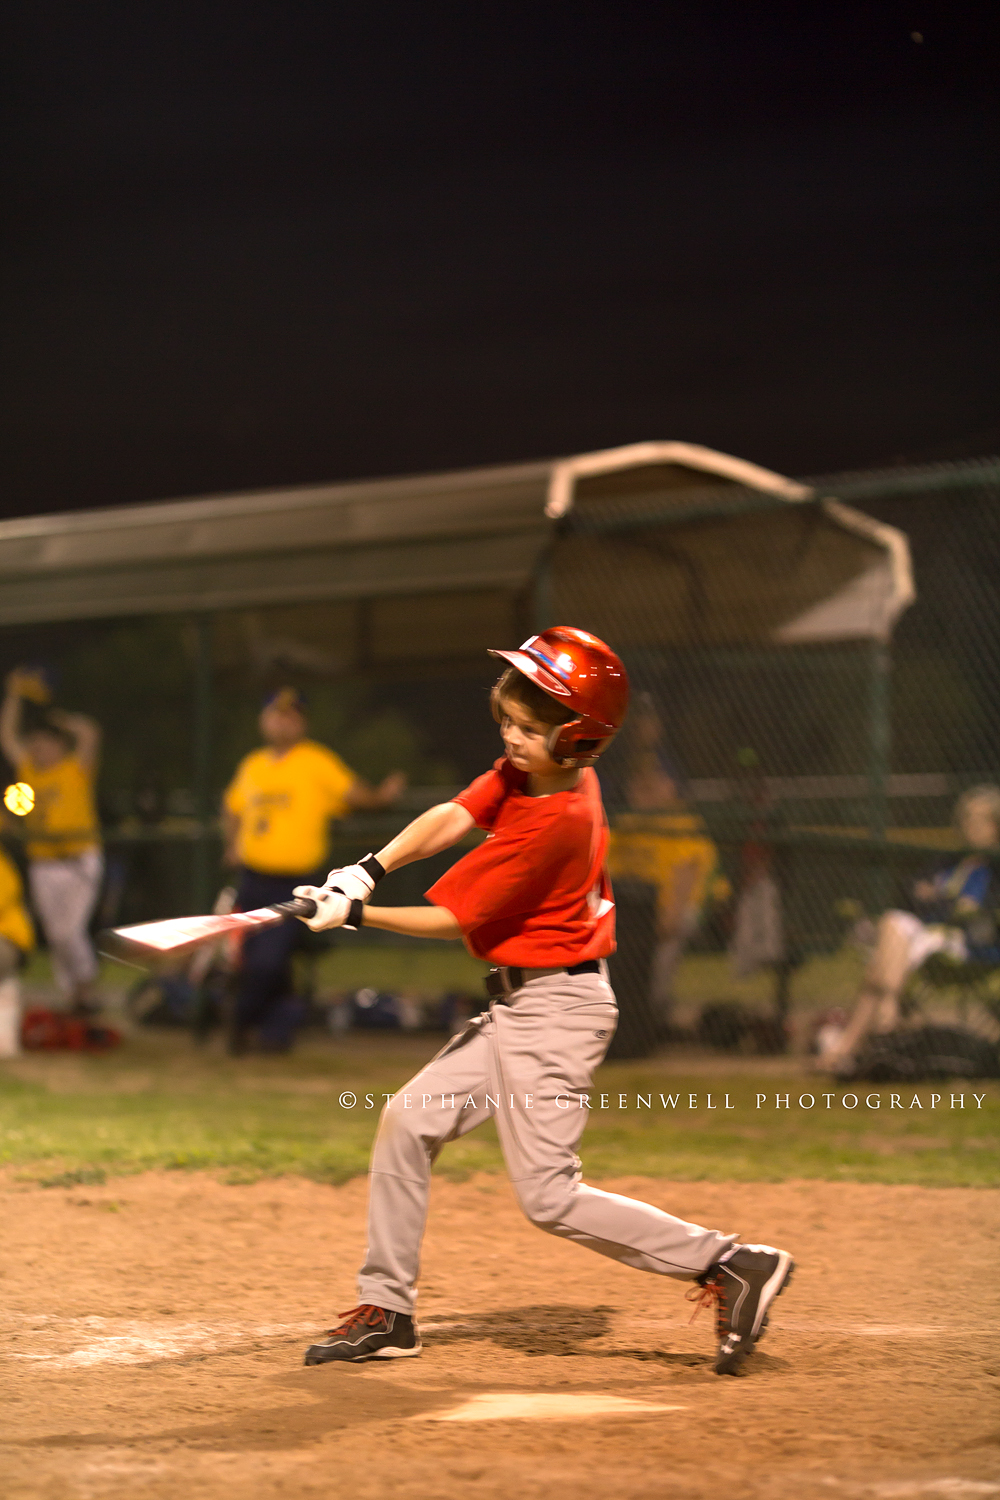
[{"left": 489, "top": 626, "right": 630, "bottom": 765}]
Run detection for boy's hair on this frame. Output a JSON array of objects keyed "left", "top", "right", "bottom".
[
  {"left": 263, "top": 686, "right": 308, "bottom": 714},
  {"left": 491, "top": 666, "right": 576, "bottom": 727}
]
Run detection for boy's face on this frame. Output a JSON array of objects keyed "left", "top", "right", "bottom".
[
  {"left": 25, "top": 729, "right": 67, "bottom": 769},
  {"left": 498, "top": 697, "right": 563, "bottom": 775},
  {"left": 960, "top": 797, "right": 999, "bottom": 849},
  {"left": 259, "top": 704, "right": 307, "bottom": 750}
]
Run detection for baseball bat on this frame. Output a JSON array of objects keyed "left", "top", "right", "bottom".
[{"left": 97, "top": 896, "right": 318, "bottom": 967}]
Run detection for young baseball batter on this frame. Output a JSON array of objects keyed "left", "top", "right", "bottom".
[{"left": 294, "top": 627, "right": 794, "bottom": 1376}]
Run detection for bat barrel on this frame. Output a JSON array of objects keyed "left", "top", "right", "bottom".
[
  {"left": 97, "top": 896, "right": 318, "bottom": 968},
  {"left": 97, "top": 928, "right": 170, "bottom": 967}
]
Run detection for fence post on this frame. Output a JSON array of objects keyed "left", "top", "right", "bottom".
[
  {"left": 868, "top": 641, "right": 891, "bottom": 908},
  {"left": 192, "top": 613, "right": 214, "bottom": 912},
  {"left": 532, "top": 543, "right": 554, "bottom": 633}
]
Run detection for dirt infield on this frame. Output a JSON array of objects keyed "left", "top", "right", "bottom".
[{"left": 1, "top": 1171, "right": 998, "bottom": 1500}]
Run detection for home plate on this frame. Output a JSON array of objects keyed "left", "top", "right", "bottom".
[{"left": 416, "top": 1393, "right": 687, "bottom": 1423}]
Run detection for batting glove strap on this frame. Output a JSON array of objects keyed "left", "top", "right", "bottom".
[
  {"left": 344, "top": 899, "right": 365, "bottom": 932},
  {"left": 322, "top": 854, "right": 386, "bottom": 904}
]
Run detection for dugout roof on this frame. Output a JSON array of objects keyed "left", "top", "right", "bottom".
[{"left": 0, "top": 442, "right": 913, "bottom": 647}]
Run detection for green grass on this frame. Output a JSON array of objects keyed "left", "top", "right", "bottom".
[
  {"left": 306, "top": 942, "right": 489, "bottom": 996},
  {"left": 307, "top": 943, "right": 868, "bottom": 1009},
  {"left": 22, "top": 943, "right": 493, "bottom": 997},
  {"left": 673, "top": 947, "right": 866, "bottom": 1011},
  {"left": 21, "top": 940, "right": 865, "bottom": 1009},
  {"left": 25, "top": 938, "right": 866, "bottom": 1015},
  {"left": 1, "top": 1030, "right": 996, "bottom": 1188}
]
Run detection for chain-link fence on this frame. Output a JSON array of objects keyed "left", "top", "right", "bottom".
[
  {"left": 559, "top": 458, "right": 1000, "bottom": 1071},
  {"left": 1, "top": 456, "right": 998, "bottom": 1073}
]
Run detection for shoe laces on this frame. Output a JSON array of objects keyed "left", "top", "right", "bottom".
[
  {"left": 326, "top": 1304, "right": 388, "bottom": 1337},
  {"left": 685, "top": 1273, "right": 724, "bottom": 1325}
]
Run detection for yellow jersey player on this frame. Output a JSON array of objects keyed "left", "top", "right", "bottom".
[
  {"left": 1, "top": 669, "right": 102, "bottom": 1013},
  {"left": 221, "top": 687, "right": 405, "bottom": 1051},
  {"left": 0, "top": 843, "right": 34, "bottom": 1057}
]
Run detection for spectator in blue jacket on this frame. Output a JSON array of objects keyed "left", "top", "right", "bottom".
[{"left": 821, "top": 784, "right": 1000, "bottom": 1072}]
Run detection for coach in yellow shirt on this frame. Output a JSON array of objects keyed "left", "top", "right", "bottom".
[{"left": 222, "top": 688, "right": 404, "bottom": 1051}]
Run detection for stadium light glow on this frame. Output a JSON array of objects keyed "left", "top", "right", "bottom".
[{"left": 4, "top": 782, "right": 35, "bottom": 816}]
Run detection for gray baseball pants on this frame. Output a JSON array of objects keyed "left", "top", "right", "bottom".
[
  {"left": 357, "top": 967, "right": 736, "bottom": 1314},
  {"left": 28, "top": 848, "right": 103, "bottom": 997}
]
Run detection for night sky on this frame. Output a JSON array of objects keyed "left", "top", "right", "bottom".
[{"left": 3, "top": 3, "right": 997, "bottom": 521}]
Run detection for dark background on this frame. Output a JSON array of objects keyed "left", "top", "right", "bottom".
[{"left": 2, "top": 1, "right": 998, "bottom": 521}]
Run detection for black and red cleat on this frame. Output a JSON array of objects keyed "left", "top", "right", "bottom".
[
  {"left": 303, "top": 1304, "right": 421, "bottom": 1365},
  {"left": 688, "top": 1244, "right": 795, "bottom": 1375}
]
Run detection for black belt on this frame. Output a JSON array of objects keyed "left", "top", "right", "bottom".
[{"left": 484, "top": 960, "right": 601, "bottom": 998}]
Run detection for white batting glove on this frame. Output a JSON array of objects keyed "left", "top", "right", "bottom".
[
  {"left": 322, "top": 854, "right": 385, "bottom": 904},
  {"left": 292, "top": 885, "right": 355, "bottom": 932}
]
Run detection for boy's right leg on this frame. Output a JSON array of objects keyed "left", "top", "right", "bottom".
[
  {"left": 304, "top": 1013, "right": 496, "bottom": 1365},
  {"left": 29, "top": 857, "right": 100, "bottom": 1000},
  {"left": 358, "top": 1015, "right": 496, "bottom": 1313}
]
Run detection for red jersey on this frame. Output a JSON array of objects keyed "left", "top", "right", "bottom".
[{"left": 425, "top": 757, "right": 616, "bottom": 967}]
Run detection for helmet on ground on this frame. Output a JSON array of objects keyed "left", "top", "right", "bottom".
[{"left": 489, "top": 626, "right": 630, "bottom": 766}]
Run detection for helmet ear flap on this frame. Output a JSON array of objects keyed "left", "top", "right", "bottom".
[
  {"left": 547, "top": 721, "right": 617, "bottom": 767},
  {"left": 546, "top": 720, "right": 581, "bottom": 767}
]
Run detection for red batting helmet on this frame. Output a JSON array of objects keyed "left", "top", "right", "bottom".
[{"left": 489, "top": 626, "right": 630, "bottom": 766}]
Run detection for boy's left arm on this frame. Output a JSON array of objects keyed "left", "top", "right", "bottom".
[
  {"left": 295, "top": 800, "right": 475, "bottom": 929},
  {"left": 374, "top": 800, "right": 476, "bottom": 869},
  {"left": 358, "top": 905, "right": 462, "bottom": 939}
]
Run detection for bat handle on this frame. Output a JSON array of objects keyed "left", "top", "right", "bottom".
[{"left": 270, "top": 896, "right": 318, "bottom": 920}]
